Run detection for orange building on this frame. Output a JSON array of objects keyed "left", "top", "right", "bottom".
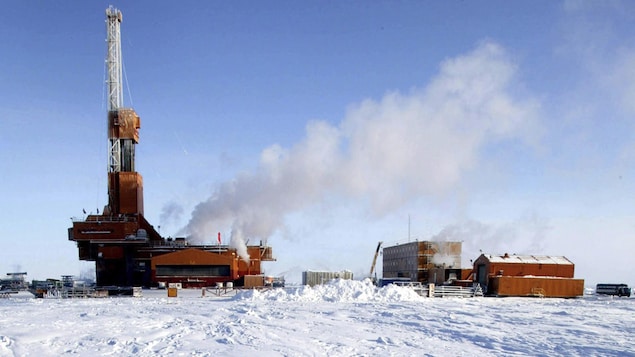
[
  {"left": 151, "top": 248, "right": 238, "bottom": 288},
  {"left": 149, "top": 246, "right": 276, "bottom": 288},
  {"left": 473, "top": 253, "right": 584, "bottom": 298}
]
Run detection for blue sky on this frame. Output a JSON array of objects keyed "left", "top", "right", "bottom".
[{"left": 1, "top": 1, "right": 634, "bottom": 285}]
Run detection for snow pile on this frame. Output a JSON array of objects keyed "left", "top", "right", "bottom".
[{"left": 236, "top": 278, "right": 425, "bottom": 302}]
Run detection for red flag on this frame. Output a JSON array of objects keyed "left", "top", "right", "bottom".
[{"left": 218, "top": 232, "right": 221, "bottom": 245}]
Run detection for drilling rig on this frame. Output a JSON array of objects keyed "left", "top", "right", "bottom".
[
  {"left": 68, "top": 7, "right": 274, "bottom": 289},
  {"left": 68, "top": 6, "right": 163, "bottom": 288}
]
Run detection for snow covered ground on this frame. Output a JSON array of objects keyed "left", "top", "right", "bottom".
[{"left": 0, "top": 280, "right": 633, "bottom": 356}]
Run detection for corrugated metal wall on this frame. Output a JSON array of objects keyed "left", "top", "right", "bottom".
[
  {"left": 151, "top": 248, "right": 239, "bottom": 287},
  {"left": 485, "top": 261, "right": 574, "bottom": 278},
  {"left": 490, "top": 276, "right": 584, "bottom": 298},
  {"left": 302, "top": 271, "right": 353, "bottom": 287},
  {"left": 110, "top": 172, "right": 144, "bottom": 215},
  {"left": 473, "top": 254, "right": 575, "bottom": 282}
]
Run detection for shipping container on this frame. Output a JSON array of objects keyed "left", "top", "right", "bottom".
[
  {"left": 489, "top": 276, "right": 584, "bottom": 298},
  {"left": 243, "top": 275, "right": 264, "bottom": 288}
]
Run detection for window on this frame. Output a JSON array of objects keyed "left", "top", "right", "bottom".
[{"left": 156, "top": 265, "right": 230, "bottom": 277}]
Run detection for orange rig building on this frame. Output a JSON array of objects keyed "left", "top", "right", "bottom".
[
  {"left": 473, "top": 253, "right": 584, "bottom": 298},
  {"left": 68, "top": 7, "right": 274, "bottom": 289}
]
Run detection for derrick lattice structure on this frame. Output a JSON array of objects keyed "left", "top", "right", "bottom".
[
  {"left": 106, "top": 6, "right": 126, "bottom": 175},
  {"left": 104, "top": 6, "right": 141, "bottom": 216},
  {"left": 106, "top": 6, "right": 123, "bottom": 112}
]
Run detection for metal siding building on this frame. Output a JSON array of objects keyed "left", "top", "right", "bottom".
[
  {"left": 473, "top": 253, "right": 583, "bottom": 297},
  {"left": 490, "top": 276, "right": 585, "bottom": 298},
  {"left": 302, "top": 271, "right": 353, "bottom": 287},
  {"left": 382, "top": 241, "right": 462, "bottom": 284},
  {"left": 151, "top": 248, "right": 239, "bottom": 288}
]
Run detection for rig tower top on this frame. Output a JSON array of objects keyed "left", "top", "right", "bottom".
[{"left": 106, "top": 6, "right": 123, "bottom": 112}]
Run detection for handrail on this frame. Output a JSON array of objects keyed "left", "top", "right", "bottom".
[{"left": 72, "top": 215, "right": 138, "bottom": 223}]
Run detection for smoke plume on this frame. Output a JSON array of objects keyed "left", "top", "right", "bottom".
[{"left": 184, "top": 41, "right": 539, "bottom": 248}]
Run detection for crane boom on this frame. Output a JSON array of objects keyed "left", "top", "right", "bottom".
[{"left": 369, "top": 241, "right": 383, "bottom": 279}]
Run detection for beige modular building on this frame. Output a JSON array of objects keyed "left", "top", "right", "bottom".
[
  {"left": 302, "top": 270, "right": 353, "bottom": 287},
  {"left": 382, "top": 241, "right": 462, "bottom": 285}
]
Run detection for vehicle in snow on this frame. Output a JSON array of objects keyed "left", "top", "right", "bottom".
[{"left": 595, "top": 283, "right": 631, "bottom": 297}]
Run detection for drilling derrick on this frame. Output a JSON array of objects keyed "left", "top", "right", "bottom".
[
  {"left": 68, "top": 7, "right": 275, "bottom": 291},
  {"left": 68, "top": 6, "right": 160, "bottom": 288},
  {"left": 105, "top": 6, "right": 142, "bottom": 216}
]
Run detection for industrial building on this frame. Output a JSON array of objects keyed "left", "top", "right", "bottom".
[
  {"left": 473, "top": 253, "right": 584, "bottom": 298},
  {"left": 68, "top": 7, "right": 274, "bottom": 289},
  {"left": 382, "top": 241, "right": 463, "bottom": 285},
  {"left": 302, "top": 271, "right": 353, "bottom": 287}
]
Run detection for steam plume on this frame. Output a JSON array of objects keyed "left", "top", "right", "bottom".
[{"left": 184, "top": 41, "right": 539, "bottom": 249}]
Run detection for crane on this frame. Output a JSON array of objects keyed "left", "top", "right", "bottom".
[{"left": 369, "top": 241, "right": 383, "bottom": 284}]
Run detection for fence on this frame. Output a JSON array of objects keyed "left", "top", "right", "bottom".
[{"left": 393, "top": 282, "right": 484, "bottom": 298}]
